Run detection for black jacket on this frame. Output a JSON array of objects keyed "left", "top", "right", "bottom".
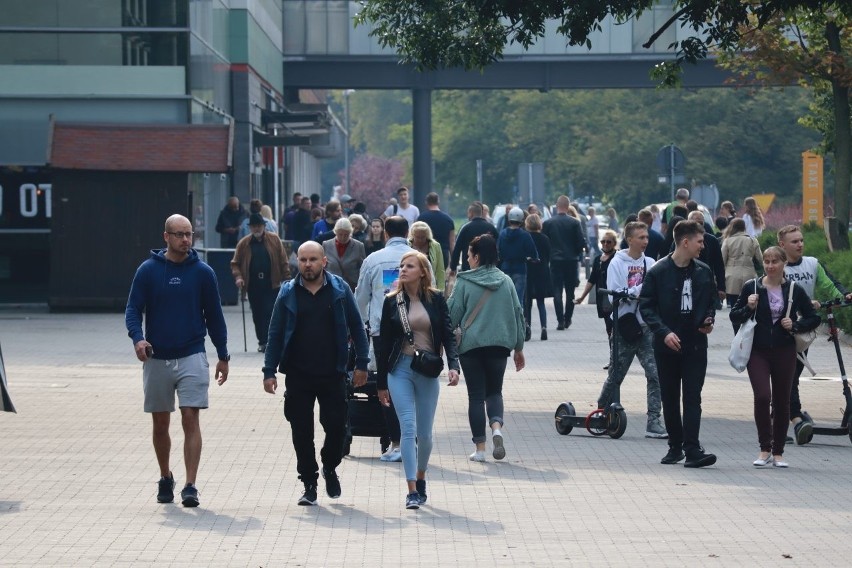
[
  {"left": 451, "top": 217, "right": 499, "bottom": 272},
  {"left": 542, "top": 213, "right": 586, "bottom": 262},
  {"left": 729, "top": 278, "right": 821, "bottom": 349},
  {"left": 639, "top": 255, "right": 717, "bottom": 349},
  {"left": 376, "top": 291, "right": 460, "bottom": 389}
]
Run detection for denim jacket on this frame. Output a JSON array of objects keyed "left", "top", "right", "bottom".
[{"left": 262, "top": 270, "right": 369, "bottom": 379}]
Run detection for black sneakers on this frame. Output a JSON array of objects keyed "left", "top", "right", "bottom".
[
  {"left": 298, "top": 484, "right": 318, "bottom": 506},
  {"left": 405, "top": 492, "right": 421, "bottom": 510},
  {"left": 684, "top": 449, "right": 717, "bottom": 468},
  {"left": 157, "top": 472, "right": 175, "bottom": 503},
  {"left": 322, "top": 467, "right": 341, "bottom": 499},
  {"left": 794, "top": 420, "right": 813, "bottom": 445},
  {"left": 415, "top": 479, "right": 427, "bottom": 504},
  {"left": 180, "top": 483, "right": 199, "bottom": 507},
  {"left": 660, "top": 448, "right": 685, "bottom": 465},
  {"left": 524, "top": 325, "right": 532, "bottom": 342}
]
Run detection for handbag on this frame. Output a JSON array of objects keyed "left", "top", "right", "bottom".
[
  {"left": 397, "top": 294, "right": 444, "bottom": 378},
  {"left": 786, "top": 282, "right": 817, "bottom": 353},
  {"left": 453, "top": 289, "right": 492, "bottom": 347},
  {"left": 728, "top": 280, "right": 758, "bottom": 372}
]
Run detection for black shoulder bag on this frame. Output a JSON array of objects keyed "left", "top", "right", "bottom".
[
  {"left": 617, "top": 259, "right": 646, "bottom": 344},
  {"left": 397, "top": 294, "right": 444, "bottom": 378}
]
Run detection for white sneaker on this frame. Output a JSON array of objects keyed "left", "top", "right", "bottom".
[
  {"left": 492, "top": 430, "right": 506, "bottom": 460},
  {"left": 381, "top": 447, "right": 402, "bottom": 462},
  {"left": 469, "top": 450, "right": 486, "bottom": 462}
]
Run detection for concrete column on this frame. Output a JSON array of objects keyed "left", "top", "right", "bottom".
[{"left": 412, "top": 88, "right": 432, "bottom": 207}]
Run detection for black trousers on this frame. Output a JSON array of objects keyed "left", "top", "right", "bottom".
[
  {"left": 248, "top": 284, "right": 277, "bottom": 346},
  {"left": 655, "top": 343, "right": 708, "bottom": 457},
  {"left": 550, "top": 260, "right": 579, "bottom": 325},
  {"left": 371, "top": 336, "right": 401, "bottom": 443},
  {"left": 789, "top": 348, "right": 807, "bottom": 421},
  {"left": 284, "top": 373, "right": 348, "bottom": 485}
]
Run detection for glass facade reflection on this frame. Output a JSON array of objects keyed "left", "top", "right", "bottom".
[{"left": 0, "top": 0, "right": 188, "bottom": 27}]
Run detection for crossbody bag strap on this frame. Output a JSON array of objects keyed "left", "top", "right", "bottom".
[
  {"left": 463, "top": 290, "right": 492, "bottom": 331},
  {"left": 396, "top": 293, "right": 415, "bottom": 347},
  {"left": 785, "top": 280, "right": 795, "bottom": 319}
]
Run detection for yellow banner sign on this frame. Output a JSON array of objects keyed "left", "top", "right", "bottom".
[{"left": 802, "top": 151, "right": 824, "bottom": 225}]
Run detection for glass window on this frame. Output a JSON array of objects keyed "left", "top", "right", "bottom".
[
  {"left": 0, "top": 0, "right": 187, "bottom": 28},
  {"left": 189, "top": 35, "right": 231, "bottom": 111},
  {"left": 0, "top": 32, "right": 187, "bottom": 65}
]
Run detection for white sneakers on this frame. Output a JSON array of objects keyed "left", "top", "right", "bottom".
[
  {"left": 492, "top": 430, "right": 506, "bottom": 460},
  {"left": 380, "top": 447, "right": 402, "bottom": 462},
  {"left": 469, "top": 430, "right": 507, "bottom": 462},
  {"left": 469, "top": 450, "right": 486, "bottom": 462}
]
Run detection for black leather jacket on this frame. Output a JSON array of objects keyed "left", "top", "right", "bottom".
[
  {"left": 730, "top": 278, "right": 821, "bottom": 349},
  {"left": 376, "top": 291, "right": 460, "bottom": 389},
  {"left": 639, "top": 255, "right": 717, "bottom": 349}
]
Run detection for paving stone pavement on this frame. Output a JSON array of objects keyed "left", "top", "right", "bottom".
[{"left": 2, "top": 296, "right": 852, "bottom": 567}]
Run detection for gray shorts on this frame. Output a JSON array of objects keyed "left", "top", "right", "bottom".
[{"left": 143, "top": 352, "right": 210, "bottom": 413}]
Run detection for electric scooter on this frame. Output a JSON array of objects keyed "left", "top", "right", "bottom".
[
  {"left": 554, "top": 288, "right": 631, "bottom": 438},
  {"left": 800, "top": 298, "right": 852, "bottom": 444}
]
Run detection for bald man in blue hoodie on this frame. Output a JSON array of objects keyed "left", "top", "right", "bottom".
[{"left": 126, "top": 214, "right": 230, "bottom": 508}]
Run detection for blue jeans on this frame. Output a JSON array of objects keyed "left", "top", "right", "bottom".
[
  {"left": 508, "top": 271, "right": 526, "bottom": 307},
  {"left": 388, "top": 354, "right": 441, "bottom": 481}
]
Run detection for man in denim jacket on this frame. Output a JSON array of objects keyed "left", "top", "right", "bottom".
[{"left": 263, "top": 241, "right": 369, "bottom": 506}]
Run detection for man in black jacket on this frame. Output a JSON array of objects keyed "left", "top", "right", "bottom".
[
  {"left": 448, "top": 202, "right": 498, "bottom": 273},
  {"left": 542, "top": 195, "right": 587, "bottom": 329},
  {"left": 640, "top": 220, "right": 718, "bottom": 468}
]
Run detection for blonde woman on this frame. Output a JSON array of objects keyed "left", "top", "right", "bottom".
[
  {"left": 409, "top": 221, "right": 446, "bottom": 290},
  {"left": 742, "top": 197, "right": 765, "bottom": 238},
  {"left": 376, "top": 251, "right": 460, "bottom": 509}
]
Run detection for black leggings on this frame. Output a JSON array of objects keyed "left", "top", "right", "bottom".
[{"left": 460, "top": 352, "right": 508, "bottom": 444}]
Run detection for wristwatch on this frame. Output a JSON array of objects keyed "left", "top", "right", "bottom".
[{"left": 219, "top": 354, "right": 231, "bottom": 362}]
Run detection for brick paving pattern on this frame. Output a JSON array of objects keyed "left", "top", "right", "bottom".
[{"left": 2, "top": 292, "right": 852, "bottom": 566}]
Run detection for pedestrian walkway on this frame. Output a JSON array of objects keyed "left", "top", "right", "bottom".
[{"left": 1, "top": 300, "right": 851, "bottom": 566}]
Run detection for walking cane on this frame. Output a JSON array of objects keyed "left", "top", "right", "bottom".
[{"left": 240, "top": 285, "right": 247, "bottom": 352}]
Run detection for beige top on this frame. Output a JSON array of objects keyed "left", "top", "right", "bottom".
[
  {"left": 721, "top": 233, "right": 762, "bottom": 295},
  {"left": 401, "top": 296, "right": 435, "bottom": 356}
]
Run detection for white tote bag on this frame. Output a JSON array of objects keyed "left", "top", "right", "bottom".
[{"left": 728, "top": 280, "right": 758, "bottom": 373}]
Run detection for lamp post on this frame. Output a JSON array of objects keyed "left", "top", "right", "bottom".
[{"left": 343, "top": 89, "right": 355, "bottom": 194}]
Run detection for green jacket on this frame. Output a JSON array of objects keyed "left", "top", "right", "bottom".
[
  {"left": 409, "top": 237, "right": 446, "bottom": 291},
  {"left": 447, "top": 265, "right": 525, "bottom": 354}
]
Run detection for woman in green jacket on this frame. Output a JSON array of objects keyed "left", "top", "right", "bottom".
[
  {"left": 448, "top": 234, "right": 525, "bottom": 462},
  {"left": 409, "top": 221, "right": 446, "bottom": 291}
]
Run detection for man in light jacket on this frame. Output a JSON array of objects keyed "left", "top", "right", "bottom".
[{"left": 597, "top": 221, "right": 666, "bottom": 439}]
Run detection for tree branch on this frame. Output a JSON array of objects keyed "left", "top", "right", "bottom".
[{"left": 642, "top": 6, "right": 691, "bottom": 49}]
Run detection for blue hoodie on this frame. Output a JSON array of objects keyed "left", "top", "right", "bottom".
[
  {"left": 125, "top": 249, "right": 228, "bottom": 361},
  {"left": 498, "top": 227, "right": 538, "bottom": 274}
]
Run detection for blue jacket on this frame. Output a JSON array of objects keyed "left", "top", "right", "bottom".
[
  {"left": 125, "top": 249, "right": 228, "bottom": 360},
  {"left": 262, "top": 270, "right": 369, "bottom": 379},
  {"left": 498, "top": 227, "right": 538, "bottom": 274}
]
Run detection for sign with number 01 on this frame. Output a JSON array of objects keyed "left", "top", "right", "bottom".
[{"left": 0, "top": 175, "right": 52, "bottom": 231}]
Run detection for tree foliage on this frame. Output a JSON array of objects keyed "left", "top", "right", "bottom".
[
  {"left": 343, "top": 154, "right": 405, "bottom": 214},
  {"left": 719, "top": 9, "right": 852, "bottom": 247}
]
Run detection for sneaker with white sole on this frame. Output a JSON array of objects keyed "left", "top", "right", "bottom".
[
  {"left": 405, "top": 492, "right": 421, "bottom": 510},
  {"left": 492, "top": 430, "right": 506, "bottom": 460},
  {"left": 380, "top": 447, "right": 402, "bottom": 462},
  {"left": 645, "top": 419, "right": 669, "bottom": 439},
  {"left": 469, "top": 450, "right": 486, "bottom": 462}
]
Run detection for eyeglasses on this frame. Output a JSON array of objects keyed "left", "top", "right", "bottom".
[
  {"left": 167, "top": 231, "right": 194, "bottom": 239},
  {"left": 600, "top": 239, "right": 615, "bottom": 244}
]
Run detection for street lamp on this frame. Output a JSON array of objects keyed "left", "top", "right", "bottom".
[{"left": 343, "top": 89, "right": 355, "bottom": 194}]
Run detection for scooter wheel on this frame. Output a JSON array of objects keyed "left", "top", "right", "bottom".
[
  {"left": 607, "top": 408, "right": 628, "bottom": 439},
  {"left": 555, "top": 403, "right": 575, "bottom": 435}
]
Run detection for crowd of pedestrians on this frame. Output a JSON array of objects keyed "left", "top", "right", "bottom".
[{"left": 126, "top": 186, "right": 850, "bottom": 511}]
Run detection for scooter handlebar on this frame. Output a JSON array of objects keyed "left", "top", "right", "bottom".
[
  {"left": 599, "top": 288, "right": 638, "bottom": 301},
  {"left": 821, "top": 298, "right": 852, "bottom": 309}
]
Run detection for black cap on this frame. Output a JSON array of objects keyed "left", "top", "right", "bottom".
[{"left": 249, "top": 213, "right": 265, "bottom": 226}]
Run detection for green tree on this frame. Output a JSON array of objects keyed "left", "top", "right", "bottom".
[
  {"left": 720, "top": 10, "right": 852, "bottom": 248},
  {"left": 357, "top": 0, "right": 852, "bottom": 245}
]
